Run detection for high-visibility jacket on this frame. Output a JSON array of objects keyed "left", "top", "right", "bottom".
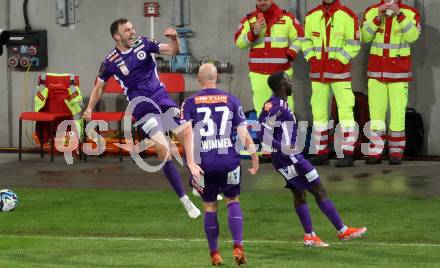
[
  {"left": 302, "top": 0, "right": 361, "bottom": 82},
  {"left": 34, "top": 73, "right": 84, "bottom": 141},
  {"left": 361, "top": 0, "right": 421, "bottom": 82},
  {"left": 234, "top": 3, "right": 304, "bottom": 74}
]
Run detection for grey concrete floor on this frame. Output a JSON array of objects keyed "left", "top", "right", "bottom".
[{"left": 1, "top": 153, "right": 439, "bottom": 197}]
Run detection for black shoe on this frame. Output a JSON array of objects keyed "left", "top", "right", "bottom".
[
  {"left": 389, "top": 158, "right": 402, "bottom": 165},
  {"left": 310, "top": 155, "right": 330, "bottom": 166},
  {"left": 335, "top": 155, "right": 354, "bottom": 167},
  {"left": 365, "top": 157, "right": 381, "bottom": 165}
]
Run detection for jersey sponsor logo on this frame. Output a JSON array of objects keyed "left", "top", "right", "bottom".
[
  {"left": 264, "top": 102, "right": 273, "bottom": 112},
  {"left": 194, "top": 95, "right": 228, "bottom": 104},
  {"left": 119, "top": 64, "right": 129, "bottom": 76},
  {"left": 200, "top": 138, "right": 233, "bottom": 150},
  {"left": 136, "top": 50, "right": 147, "bottom": 60},
  {"left": 377, "top": 28, "right": 384, "bottom": 34},
  {"left": 275, "top": 20, "right": 286, "bottom": 24},
  {"left": 115, "top": 57, "right": 123, "bottom": 63},
  {"left": 312, "top": 32, "right": 320, "bottom": 37}
]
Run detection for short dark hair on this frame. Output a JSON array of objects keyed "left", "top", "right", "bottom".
[
  {"left": 267, "top": 71, "right": 285, "bottom": 92},
  {"left": 110, "top": 18, "right": 129, "bottom": 38}
]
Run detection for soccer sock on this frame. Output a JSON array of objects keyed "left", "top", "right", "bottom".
[
  {"left": 204, "top": 211, "right": 219, "bottom": 252},
  {"left": 318, "top": 200, "right": 344, "bottom": 231},
  {"left": 295, "top": 204, "right": 314, "bottom": 234},
  {"left": 227, "top": 202, "right": 243, "bottom": 246},
  {"left": 163, "top": 160, "right": 185, "bottom": 198}
]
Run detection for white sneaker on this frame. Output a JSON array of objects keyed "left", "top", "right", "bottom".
[
  {"left": 181, "top": 195, "right": 201, "bottom": 219},
  {"left": 217, "top": 194, "right": 223, "bottom": 201}
]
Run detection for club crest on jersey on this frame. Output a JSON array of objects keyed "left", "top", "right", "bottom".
[
  {"left": 119, "top": 64, "right": 129, "bottom": 76},
  {"left": 137, "top": 51, "right": 147, "bottom": 60}
]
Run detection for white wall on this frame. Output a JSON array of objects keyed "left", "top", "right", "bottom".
[{"left": 0, "top": 0, "right": 439, "bottom": 154}]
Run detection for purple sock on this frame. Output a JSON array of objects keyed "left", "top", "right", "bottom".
[
  {"left": 204, "top": 211, "right": 219, "bottom": 251},
  {"left": 295, "top": 204, "right": 314, "bottom": 234},
  {"left": 227, "top": 202, "right": 243, "bottom": 246},
  {"left": 163, "top": 160, "right": 185, "bottom": 198},
  {"left": 318, "top": 200, "right": 344, "bottom": 231}
]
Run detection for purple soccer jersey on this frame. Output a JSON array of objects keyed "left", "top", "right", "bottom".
[
  {"left": 98, "top": 36, "right": 165, "bottom": 101},
  {"left": 182, "top": 88, "right": 246, "bottom": 202},
  {"left": 98, "top": 36, "right": 180, "bottom": 136},
  {"left": 258, "top": 96, "right": 320, "bottom": 191},
  {"left": 182, "top": 88, "right": 246, "bottom": 173}
]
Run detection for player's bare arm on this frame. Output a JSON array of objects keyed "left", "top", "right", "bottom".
[
  {"left": 159, "top": 28, "right": 180, "bottom": 55},
  {"left": 181, "top": 121, "right": 205, "bottom": 179},
  {"left": 83, "top": 79, "right": 106, "bottom": 121},
  {"left": 237, "top": 125, "right": 259, "bottom": 175}
]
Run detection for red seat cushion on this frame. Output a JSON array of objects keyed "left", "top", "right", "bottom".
[
  {"left": 20, "top": 112, "right": 72, "bottom": 121},
  {"left": 20, "top": 112, "right": 57, "bottom": 121},
  {"left": 91, "top": 112, "right": 124, "bottom": 121},
  {"left": 159, "top": 73, "right": 185, "bottom": 93}
]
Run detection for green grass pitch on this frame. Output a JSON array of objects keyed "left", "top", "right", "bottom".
[{"left": 0, "top": 188, "right": 439, "bottom": 267}]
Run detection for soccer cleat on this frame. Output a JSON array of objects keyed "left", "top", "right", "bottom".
[
  {"left": 210, "top": 250, "right": 223, "bottom": 266},
  {"left": 338, "top": 226, "right": 367, "bottom": 241},
  {"left": 335, "top": 155, "right": 354, "bottom": 168},
  {"left": 310, "top": 155, "right": 330, "bottom": 166},
  {"left": 233, "top": 244, "right": 247, "bottom": 265},
  {"left": 365, "top": 157, "right": 381, "bottom": 165},
  {"left": 182, "top": 198, "right": 201, "bottom": 219},
  {"left": 217, "top": 194, "right": 224, "bottom": 201},
  {"left": 303, "top": 235, "right": 330, "bottom": 247}
]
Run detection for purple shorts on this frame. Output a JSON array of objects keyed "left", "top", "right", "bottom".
[
  {"left": 191, "top": 166, "right": 241, "bottom": 203},
  {"left": 275, "top": 154, "right": 321, "bottom": 191},
  {"left": 131, "top": 93, "right": 181, "bottom": 138}
]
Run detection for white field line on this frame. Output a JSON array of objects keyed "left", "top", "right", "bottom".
[{"left": 1, "top": 234, "right": 440, "bottom": 248}]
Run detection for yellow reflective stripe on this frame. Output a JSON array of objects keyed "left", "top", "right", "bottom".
[
  {"left": 72, "top": 113, "right": 82, "bottom": 121},
  {"left": 310, "top": 73, "right": 320, "bottom": 79},
  {"left": 254, "top": 37, "right": 289, "bottom": 44},
  {"left": 372, "top": 42, "right": 410, "bottom": 49},
  {"left": 346, "top": 39, "right": 361, "bottom": 46},
  {"left": 368, "top": 71, "right": 412, "bottom": 79},
  {"left": 400, "top": 22, "right": 414, "bottom": 33},
  {"left": 325, "top": 47, "right": 351, "bottom": 60},
  {"left": 364, "top": 23, "right": 377, "bottom": 35},
  {"left": 289, "top": 44, "right": 300, "bottom": 53},
  {"left": 339, "top": 49, "right": 352, "bottom": 61},
  {"left": 303, "top": 47, "right": 314, "bottom": 58},
  {"left": 323, "top": 72, "right": 351, "bottom": 79},
  {"left": 249, "top": 58, "right": 289, "bottom": 64},
  {"left": 390, "top": 131, "right": 406, "bottom": 137}
]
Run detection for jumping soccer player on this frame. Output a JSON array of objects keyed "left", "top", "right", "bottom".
[
  {"left": 258, "top": 71, "right": 367, "bottom": 247},
  {"left": 181, "top": 63, "right": 259, "bottom": 265},
  {"left": 84, "top": 18, "right": 201, "bottom": 219}
]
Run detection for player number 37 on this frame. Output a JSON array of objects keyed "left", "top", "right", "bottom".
[{"left": 196, "top": 106, "right": 230, "bottom": 137}]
